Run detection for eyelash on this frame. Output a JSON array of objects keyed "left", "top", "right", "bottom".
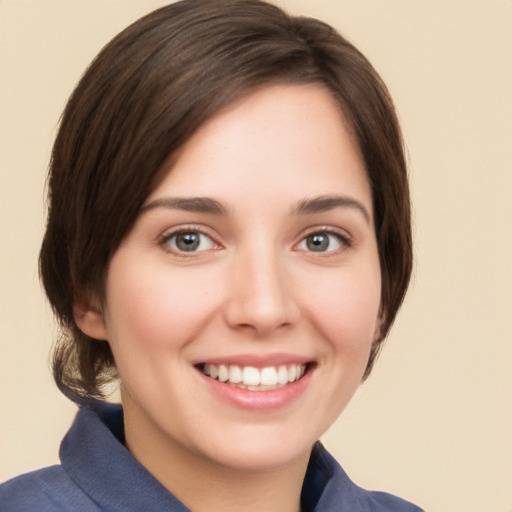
[
  {"left": 158, "top": 226, "right": 353, "bottom": 257},
  {"left": 158, "top": 226, "right": 219, "bottom": 256},
  {"left": 295, "top": 228, "right": 353, "bottom": 255}
]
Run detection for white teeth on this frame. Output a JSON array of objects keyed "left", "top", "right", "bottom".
[
  {"left": 260, "top": 367, "right": 278, "bottom": 386},
  {"left": 229, "top": 365, "right": 242, "bottom": 384},
  {"left": 218, "top": 364, "right": 229, "bottom": 382},
  {"left": 201, "top": 363, "right": 307, "bottom": 389},
  {"left": 277, "top": 365, "right": 289, "bottom": 385},
  {"left": 209, "top": 364, "right": 218, "bottom": 380},
  {"left": 242, "top": 366, "right": 260, "bottom": 386}
]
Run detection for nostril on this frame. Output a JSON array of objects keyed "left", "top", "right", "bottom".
[{"left": 223, "top": 267, "right": 300, "bottom": 335}]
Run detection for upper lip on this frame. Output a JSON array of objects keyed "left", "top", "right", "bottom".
[{"left": 193, "top": 353, "right": 315, "bottom": 368}]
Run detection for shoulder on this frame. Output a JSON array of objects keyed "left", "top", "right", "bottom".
[
  {"left": 0, "top": 465, "right": 99, "bottom": 512},
  {"left": 364, "top": 490, "right": 424, "bottom": 511},
  {"left": 307, "top": 443, "right": 423, "bottom": 511}
]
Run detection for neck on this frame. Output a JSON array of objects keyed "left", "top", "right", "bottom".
[
  {"left": 123, "top": 397, "right": 310, "bottom": 512},
  {"left": 153, "top": 449, "right": 308, "bottom": 512}
]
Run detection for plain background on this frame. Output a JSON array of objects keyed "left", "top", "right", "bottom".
[{"left": 1, "top": 1, "right": 511, "bottom": 511}]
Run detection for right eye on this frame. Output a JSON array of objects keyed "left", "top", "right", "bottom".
[{"left": 161, "top": 230, "right": 217, "bottom": 253}]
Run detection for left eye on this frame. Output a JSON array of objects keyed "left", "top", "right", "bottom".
[
  {"left": 297, "top": 232, "right": 347, "bottom": 253},
  {"left": 163, "top": 231, "right": 216, "bottom": 253}
]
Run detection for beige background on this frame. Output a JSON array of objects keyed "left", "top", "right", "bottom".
[{"left": 1, "top": 1, "right": 511, "bottom": 511}]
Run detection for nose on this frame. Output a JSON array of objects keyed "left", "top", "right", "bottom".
[{"left": 223, "top": 247, "right": 300, "bottom": 338}]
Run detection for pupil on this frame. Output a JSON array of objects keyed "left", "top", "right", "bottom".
[
  {"left": 307, "top": 234, "right": 329, "bottom": 252},
  {"left": 177, "top": 233, "right": 200, "bottom": 251}
]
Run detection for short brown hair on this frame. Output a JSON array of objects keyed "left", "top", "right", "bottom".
[{"left": 40, "top": 0, "right": 412, "bottom": 403}]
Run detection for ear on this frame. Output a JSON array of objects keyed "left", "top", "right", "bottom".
[{"left": 73, "top": 294, "right": 108, "bottom": 341}]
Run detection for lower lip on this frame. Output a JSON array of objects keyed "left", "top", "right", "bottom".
[{"left": 198, "top": 369, "right": 313, "bottom": 411}]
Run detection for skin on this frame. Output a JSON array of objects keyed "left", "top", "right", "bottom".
[{"left": 76, "top": 84, "right": 382, "bottom": 512}]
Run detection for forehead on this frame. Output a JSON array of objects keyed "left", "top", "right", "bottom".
[{"left": 147, "top": 84, "right": 371, "bottom": 217}]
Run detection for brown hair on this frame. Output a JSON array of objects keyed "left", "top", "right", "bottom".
[{"left": 40, "top": 0, "right": 412, "bottom": 403}]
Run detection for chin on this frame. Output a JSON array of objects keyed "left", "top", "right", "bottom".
[{"left": 192, "top": 424, "right": 318, "bottom": 473}]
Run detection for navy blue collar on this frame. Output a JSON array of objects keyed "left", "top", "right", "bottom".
[
  {"left": 59, "top": 402, "right": 421, "bottom": 512},
  {"left": 61, "top": 402, "right": 188, "bottom": 510}
]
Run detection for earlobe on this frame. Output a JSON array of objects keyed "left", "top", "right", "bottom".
[{"left": 73, "top": 298, "right": 108, "bottom": 341}]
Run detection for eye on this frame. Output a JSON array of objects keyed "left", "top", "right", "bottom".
[
  {"left": 162, "top": 230, "right": 217, "bottom": 253},
  {"left": 297, "top": 231, "right": 350, "bottom": 253}
]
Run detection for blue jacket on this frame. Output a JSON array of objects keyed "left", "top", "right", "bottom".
[{"left": 0, "top": 402, "right": 422, "bottom": 511}]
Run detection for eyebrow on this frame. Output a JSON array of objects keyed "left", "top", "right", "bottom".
[
  {"left": 293, "top": 195, "right": 371, "bottom": 223},
  {"left": 140, "top": 196, "right": 228, "bottom": 215},
  {"left": 140, "top": 194, "right": 370, "bottom": 223}
]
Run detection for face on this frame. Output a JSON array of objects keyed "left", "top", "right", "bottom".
[{"left": 79, "top": 84, "right": 381, "bottom": 474}]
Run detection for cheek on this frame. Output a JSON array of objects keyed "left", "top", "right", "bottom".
[
  {"left": 103, "top": 259, "right": 223, "bottom": 352},
  {"left": 301, "top": 265, "right": 381, "bottom": 353}
]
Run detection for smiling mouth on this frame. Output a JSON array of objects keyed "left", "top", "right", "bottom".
[{"left": 197, "top": 363, "right": 312, "bottom": 391}]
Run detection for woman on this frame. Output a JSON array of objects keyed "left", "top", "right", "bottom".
[{"left": 0, "top": 1, "right": 421, "bottom": 510}]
